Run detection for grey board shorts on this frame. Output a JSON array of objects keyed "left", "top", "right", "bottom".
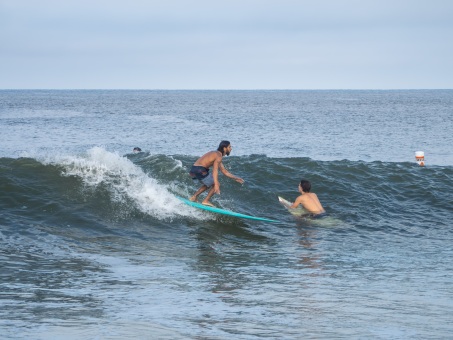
[{"left": 189, "top": 166, "right": 215, "bottom": 187}]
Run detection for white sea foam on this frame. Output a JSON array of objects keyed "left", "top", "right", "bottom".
[{"left": 38, "top": 147, "right": 206, "bottom": 220}]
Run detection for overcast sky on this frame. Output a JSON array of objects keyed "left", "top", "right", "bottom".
[{"left": 1, "top": 0, "right": 452, "bottom": 89}]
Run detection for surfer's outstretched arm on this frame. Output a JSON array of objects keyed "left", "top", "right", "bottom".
[{"left": 219, "top": 163, "right": 244, "bottom": 184}]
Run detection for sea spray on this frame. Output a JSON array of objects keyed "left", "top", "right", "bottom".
[{"left": 37, "top": 147, "right": 205, "bottom": 220}]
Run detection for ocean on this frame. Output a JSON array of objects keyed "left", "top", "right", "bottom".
[{"left": 1, "top": 90, "right": 452, "bottom": 339}]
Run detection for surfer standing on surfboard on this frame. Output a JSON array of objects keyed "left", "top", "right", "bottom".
[{"left": 189, "top": 141, "right": 244, "bottom": 207}]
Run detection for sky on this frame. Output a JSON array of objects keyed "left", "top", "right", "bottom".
[{"left": 1, "top": 0, "right": 453, "bottom": 89}]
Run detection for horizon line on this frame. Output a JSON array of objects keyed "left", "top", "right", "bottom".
[{"left": 1, "top": 88, "right": 452, "bottom": 91}]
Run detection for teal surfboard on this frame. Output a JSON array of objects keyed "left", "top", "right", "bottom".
[{"left": 177, "top": 196, "right": 279, "bottom": 223}]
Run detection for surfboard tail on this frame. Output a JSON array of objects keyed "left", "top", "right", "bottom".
[{"left": 177, "top": 196, "right": 279, "bottom": 223}]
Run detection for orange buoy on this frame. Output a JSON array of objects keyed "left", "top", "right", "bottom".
[{"left": 415, "top": 151, "right": 425, "bottom": 166}]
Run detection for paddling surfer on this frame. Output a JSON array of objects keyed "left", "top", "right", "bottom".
[
  {"left": 290, "top": 180, "right": 326, "bottom": 218},
  {"left": 189, "top": 141, "right": 244, "bottom": 207}
]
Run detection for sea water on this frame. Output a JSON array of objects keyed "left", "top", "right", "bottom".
[{"left": 1, "top": 90, "right": 452, "bottom": 339}]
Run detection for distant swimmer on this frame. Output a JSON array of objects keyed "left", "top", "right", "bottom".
[
  {"left": 290, "top": 180, "right": 326, "bottom": 218},
  {"left": 189, "top": 140, "right": 244, "bottom": 207},
  {"left": 133, "top": 147, "right": 142, "bottom": 153}
]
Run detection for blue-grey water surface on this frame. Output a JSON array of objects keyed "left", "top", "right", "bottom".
[{"left": 1, "top": 90, "right": 452, "bottom": 339}]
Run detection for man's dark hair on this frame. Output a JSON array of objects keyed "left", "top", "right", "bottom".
[
  {"left": 300, "top": 180, "right": 311, "bottom": 192},
  {"left": 217, "top": 140, "right": 230, "bottom": 154}
]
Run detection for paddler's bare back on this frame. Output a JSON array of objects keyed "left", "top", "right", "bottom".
[
  {"left": 299, "top": 193, "right": 325, "bottom": 214},
  {"left": 290, "top": 179, "right": 326, "bottom": 216}
]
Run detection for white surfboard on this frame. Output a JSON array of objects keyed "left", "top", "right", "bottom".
[
  {"left": 279, "top": 196, "right": 341, "bottom": 226},
  {"left": 278, "top": 196, "right": 309, "bottom": 216}
]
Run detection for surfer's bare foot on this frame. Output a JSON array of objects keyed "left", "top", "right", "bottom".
[
  {"left": 202, "top": 201, "right": 215, "bottom": 207},
  {"left": 189, "top": 196, "right": 197, "bottom": 202}
]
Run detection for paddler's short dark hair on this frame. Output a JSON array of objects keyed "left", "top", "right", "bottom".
[{"left": 300, "top": 180, "right": 311, "bottom": 192}]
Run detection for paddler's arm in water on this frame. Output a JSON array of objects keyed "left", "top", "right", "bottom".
[
  {"left": 219, "top": 162, "right": 245, "bottom": 184},
  {"left": 290, "top": 196, "right": 304, "bottom": 209}
]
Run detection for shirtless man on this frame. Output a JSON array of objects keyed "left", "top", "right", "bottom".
[
  {"left": 189, "top": 141, "right": 244, "bottom": 206},
  {"left": 290, "top": 180, "right": 326, "bottom": 218}
]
